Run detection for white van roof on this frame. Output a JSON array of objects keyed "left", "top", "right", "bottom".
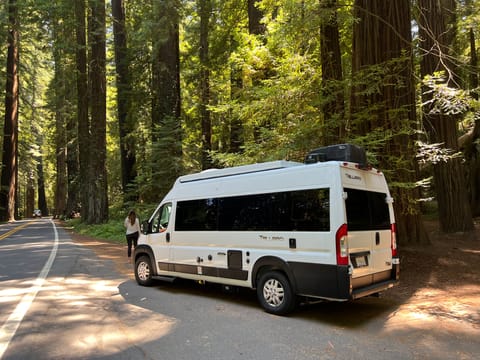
[{"left": 179, "top": 160, "right": 303, "bottom": 183}]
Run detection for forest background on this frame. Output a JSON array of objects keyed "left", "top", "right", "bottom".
[{"left": 0, "top": 0, "right": 479, "bottom": 245}]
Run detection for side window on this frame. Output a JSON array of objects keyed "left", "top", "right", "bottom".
[
  {"left": 176, "top": 199, "right": 217, "bottom": 231},
  {"left": 218, "top": 189, "right": 330, "bottom": 231},
  {"left": 290, "top": 189, "right": 330, "bottom": 231},
  {"left": 151, "top": 203, "right": 172, "bottom": 233}
]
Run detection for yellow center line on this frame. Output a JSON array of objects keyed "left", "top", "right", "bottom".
[{"left": 0, "top": 222, "right": 34, "bottom": 241}]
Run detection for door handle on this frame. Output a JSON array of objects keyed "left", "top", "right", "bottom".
[
  {"left": 166, "top": 232, "right": 170, "bottom": 243},
  {"left": 375, "top": 232, "right": 380, "bottom": 245}
]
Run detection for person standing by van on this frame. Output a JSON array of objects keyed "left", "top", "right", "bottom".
[{"left": 124, "top": 210, "right": 140, "bottom": 262}]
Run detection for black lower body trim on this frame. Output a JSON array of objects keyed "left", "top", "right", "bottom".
[
  {"left": 288, "top": 262, "right": 351, "bottom": 299},
  {"left": 288, "top": 262, "right": 398, "bottom": 300},
  {"left": 158, "top": 262, "right": 248, "bottom": 281}
]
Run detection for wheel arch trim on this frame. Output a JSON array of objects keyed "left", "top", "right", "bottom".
[{"left": 251, "top": 256, "right": 297, "bottom": 293}]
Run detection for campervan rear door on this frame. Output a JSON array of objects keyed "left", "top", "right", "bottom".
[{"left": 341, "top": 167, "right": 393, "bottom": 279}]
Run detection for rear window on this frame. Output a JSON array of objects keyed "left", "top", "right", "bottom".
[{"left": 345, "top": 188, "right": 390, "bottom": 231}]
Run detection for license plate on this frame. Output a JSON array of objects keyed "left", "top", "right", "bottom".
[{"left": 355, "top": 256, "right": 367, "bottom": 267}]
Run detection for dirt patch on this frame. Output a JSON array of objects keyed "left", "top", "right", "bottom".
[
  {"left": 60, "top": 219, "right": 480, "bottom": 329},
  {"left": 383, "top": 220, "right": 480, "bottom": 329},
  {"left": 61, "top": 228, "right": 135, "bottom": 280}
]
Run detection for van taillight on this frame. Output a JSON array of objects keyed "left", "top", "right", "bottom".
[
  {"left": 391, "top": 223, "right": 398, "bottom": 257},
  {"left": 336, "top": 224, "right": 349, "bottom": 265}
]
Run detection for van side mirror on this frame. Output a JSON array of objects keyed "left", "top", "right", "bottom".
[{"left": 141, "top": 220, "right": 151, "bottom": 235}]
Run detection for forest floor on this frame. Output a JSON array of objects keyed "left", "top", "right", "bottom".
[
  {"left": 61, "top": 218, "right": 480, "bottom": 334},
  {"left": 381, "top": 219, "right": 480, "bottom": 334}
]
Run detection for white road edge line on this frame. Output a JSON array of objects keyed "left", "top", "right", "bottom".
[{"left": 0, "top": 219, "right": 59, "bottom": 359}]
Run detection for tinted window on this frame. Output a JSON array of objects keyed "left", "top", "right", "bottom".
[
  {"left": 345, "top": 188, "right": 390, "bottom": 230},
  {"left": 176, "top": 198, "right": 217, "bottom": 231},
  {"left": 175, "top": 189, "right": 330, "bottom": 232}
]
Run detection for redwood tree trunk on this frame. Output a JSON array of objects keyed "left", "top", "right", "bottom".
[
  {"left": 52, "top": 17, "right": 67, "bottom": 219},
  {"left": 320, "top": 0, "right": 344, "bottom": 144},
  {"left": 418, "top": 0, "right": 474, "bottom": 232},
  {"left": 0, "top": 0, "right": 19, "bottom": 222},
  {"left": 37, "top": 160, "right": 48, "bottom": 216},
  {"left": 463, "top": 25, "right": 480, "bottom": 216},
  {"left": 351, "top": 0, "right": 429, "bottom": 244},
  {"left": 199, "top": 0, "right": 212, "bottom": 169},
  {"left": 229, "top": 35, "right": 243, "bottom": 153},
  {"left": 112, "top": 0, "right": 137, "bottom": 201},
  {"left": 88, "top": 0, "right": 108, "bottom": 223},
  {"left": 150, "top": 0, "right": 182, "bottom": 197},
  {"left": 75, "top": 0, "right": 89, "bottom": 220}
]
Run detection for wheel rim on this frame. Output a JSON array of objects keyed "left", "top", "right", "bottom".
[
  {"left": 263, "top": 278, "right": 285, "bottom": 307},
  {"left": 137, "top": 261, "right": 150, "bottom": 281}
]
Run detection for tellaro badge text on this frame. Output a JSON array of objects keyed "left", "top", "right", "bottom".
[{"left": 345, "top": 173, "right": 362, "bottom": 181}]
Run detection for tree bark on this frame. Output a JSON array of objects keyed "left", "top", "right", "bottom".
[
  {"left": 418, "top": 0, "right": 474, "bottom": 232},
  {"left": 462, "top": 16, "right": 480, "bottom": 216},
  {"left": 26, "top": 173, "right": 34, "bottom": 218},
  {"left": 199, "top": 0, "right": 212, "bottom": 169},
  {"left": 37, "top": 159, "right": 48, "bottom": 216},
  {"left": 351, "top": 0, "right": 429, "bottom": 244},
  {"left": 151, "top": 0, "right": 181, "bottom": 136},
  {"left": 87, "top": 0, "right": 108, "bottom": 223},
  {"left": 0, "top": 0, "right": 19, "bottom": 222},
  {"left": 112, "top": 0, "right": 137, "bottom": 201},
  {"left": 150, "top": 0, "right": 182, "bottom": 198},
  {"left": 229, "top": 35, "right": 243, "bottom": 153},
  {"left": 75, "top": 0, "right": 89, "bottom": 220},
  {"left": 52, "top": 11, "right": 68, "bottom": 219},
  {"left": 248, "top": 0, "right": 265, "bottom": 35},
  {"left": 320, "top": 0, "right": 344, "bottom": 144}
]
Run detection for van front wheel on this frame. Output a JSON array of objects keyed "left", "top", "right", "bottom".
[
  {"left": 257, "top": 271, "right": 295, "bottom": 315},
  {"left": 135, "top": 255, "right": 153, "bottom": 286}
]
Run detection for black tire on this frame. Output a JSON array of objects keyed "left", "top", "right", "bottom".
[
  {"left": 135, "top": 255, "right": 153, "bottom": 286},
  {"left": 256, "top": 271, "right": 296, "bottom": 315}
]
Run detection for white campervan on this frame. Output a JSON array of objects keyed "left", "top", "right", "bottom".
[{"left": 134, "top": 144, "right": 399, "bottom": 315}]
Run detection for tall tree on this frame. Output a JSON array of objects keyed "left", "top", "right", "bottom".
[
  {"left": 75, "top": 0, "right": 90, "bottom": 219},
  {"left": 0, "top": 0, "right": 19, "bottom": 222},
  {"left": 112, "top": 0, "right": 137, "bottom": 202},
  {"left": 87, "top": 0, "right": 108, "bottom": 223},
  {"left": 229, "top": 35, "right": 244, "bottom": 154},
  {"left": 150, "top": 0, "right": 182, "bottom": 197},
  {"left": 199, "top": 0, "right": 212, "bottom": 169},
  {"left": 320, "top": 0, "right": 344, "bottom": 144},
  {"left": 351, "top": 0, "right": 429, "bottom": 244},
  {"left": 460, "top": 0, "right": 480, "bottom": 217},
  {"left": 418, "top": 0, "right": 474, "bottom": 232},
  {"left": 51, "top": 1, "right": 68, "bottom": 218},
  {"left": 37, "top": 158, "right": 48, "bottom": 216}
]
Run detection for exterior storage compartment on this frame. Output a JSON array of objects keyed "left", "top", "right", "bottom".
[{"left": 305, "top": 144, "right": 367, "bottom": 167}]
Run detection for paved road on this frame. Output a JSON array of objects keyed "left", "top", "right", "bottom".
[{"left": 0, "top": 219, "right": 478, "bottom": 359}]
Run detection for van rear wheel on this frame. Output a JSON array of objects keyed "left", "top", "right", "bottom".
[
  {"left": 257, "top": 271, "right": 295, "bottom": 315},
  {"left": 135, "top": 255, "right": 153, "bottom": 286}
]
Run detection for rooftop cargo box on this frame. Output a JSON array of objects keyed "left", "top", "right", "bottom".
[{"left": 305, "top": 144, "right": 367, "bottom": 167}]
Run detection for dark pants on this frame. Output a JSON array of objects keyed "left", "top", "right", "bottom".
[{"left": 126, "top": 231, "right": 139, "bottom": 258}]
